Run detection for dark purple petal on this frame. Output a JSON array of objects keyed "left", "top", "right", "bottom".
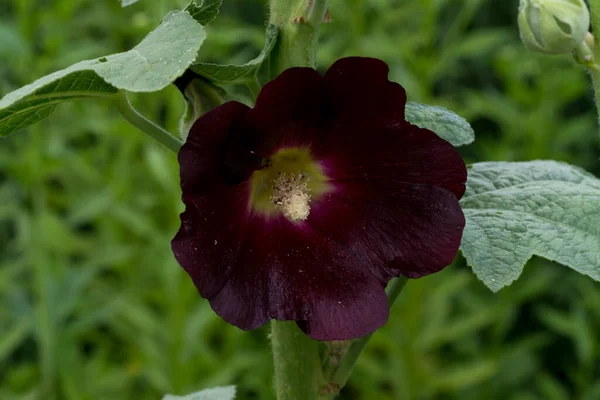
[
  {"left": 209, "top": 217, "right": 389, "bottom": 340},
  {"left": 245, "top": 67, "right": 332, "bottom": 156},
  {"left": 180, "top": 101, "right": 252, "bottom": 193},
  {"left": 308, "top": 182, "right": 465, "bottom": 279},
  {"left": 324, "top": 57, "right": 407, "bottom": 129},
  {"left": 321, "top": 123, "right": 466, "bottom": 199},
  {"left": 172, "top": 182, "right": 251, "bottom": 299}
]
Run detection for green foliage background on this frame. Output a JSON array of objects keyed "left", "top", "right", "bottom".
[{"left": 1, "top": 0, "right": 599, "bottom": 399}]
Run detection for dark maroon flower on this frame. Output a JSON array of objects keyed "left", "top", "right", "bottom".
[{"left": 172, "top": 57, "right": 467, "bottom": 341}]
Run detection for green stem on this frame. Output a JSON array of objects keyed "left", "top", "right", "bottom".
[
  {"left": 386, "top": 275, "right": 410, "bottom": 305},
  {"left": 591, "top": 1, "right": 600, "bottom": 50},
  {"left": 589, "top": 1, "right": 600, "bottom": 137},
  {"left": 320, "top": 277, "right": 409, "bottom": 399},
  {"left": 113, "top": 91, "right": 183, "bottom": 153},
  {"left": 268, "top": 0, "right": 328, "bottom": 76},
  {"left": 589, "top": 69, "right": 600, "bottom": 136},
  {"left": 272, "top": 321, "right": 322, "bottom": 400}
]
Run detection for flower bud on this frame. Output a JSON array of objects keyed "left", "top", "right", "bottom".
[{"left": 518, "top": 0, "right": 590, "bottom": 54}]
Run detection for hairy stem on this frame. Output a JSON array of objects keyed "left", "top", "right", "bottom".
[
  {"left": 113, "top": 91, "right": 182, "bottom": 153},
  {"left": 272, "top": 321, "right": 322, "bottom": 400},
  {"left": 268, "top": 0, "right": 329, "bottom": 76},
  {"left": 589, "top": 69, "right": 600, "bottom": 135}
]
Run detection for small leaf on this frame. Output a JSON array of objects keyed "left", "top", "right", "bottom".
[
  {"left": 405, "top": 102, "right": 475, "bottom": 147},
  {"left": 460, "top": 161, "right": 600, "bottom": 292},
  {"left": 163, "top": 386, "right": 236, "bottom": 400},
  {"left": 0, "top": 11, "right": 205, "bottom": 137},
  {"left": 121, "top": 0, "right": 141, "bottom": 6},
  {"left": 185, "top": 0, "right": 223, "bottom": 25},
  {"left": 190, "top": 24, "right": 278, "bottom": 85}
]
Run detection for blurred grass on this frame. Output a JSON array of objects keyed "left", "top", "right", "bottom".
[{"left": 1, "top": 0, "right": 600, "bottom": 399}]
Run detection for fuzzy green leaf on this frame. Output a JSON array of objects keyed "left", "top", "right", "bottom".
[
  {"left": 0, "top": 11, "right": 204, "bottom": 137},
  {"left": 460, "top": 161, "right": 600, "bottom": 291},
  {"left": 185, "top": 0, "right": 222, "bottom": 25},
  {"left": 162, "top": 386, "right": 236, "bottom": 400},
  {"left": 190, "top": 24, "right": 278, "bottom": 85},
  {"left": 405, "top": 102, "right": 475, "bottom": 147}
]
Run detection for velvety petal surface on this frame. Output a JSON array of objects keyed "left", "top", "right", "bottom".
[
  {"left": 172, "top": 183, "right": 250, "bottom": 299},
  {"left": 321, "top": 123, "right": 467, "bottom": 199},
  {"left": 324, "top": 57, "right": 407, "bottom": 129},
  {"left": 308, "top": 182, "right": 465, "bottom": 279},
  {"left": 179, "top": 101, "right": 253, "bottom": 192},
  {"left": 310, "top": 123, "right": 467, "bottom": 278},
  {"left": 174, "top": 101, "right": 254, "bottom": 298},
  {"left": 244, "top": 67, "right": 332, "bottom": 157},
  {"left": 209, "top": 216, "right": 390, "bottom": 340}
]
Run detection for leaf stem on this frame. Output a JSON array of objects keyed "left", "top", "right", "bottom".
[
  {"left": 386, "top": 275, "right": 410, "bottom": 305},
  {"left": 271, "top": 321, "right": 322, "bottom": 400},
  {"left": 589, "top": 69, "right": 600, "bottom": 136},
  {"left": 113, "top": 91, "right": 183, "bottom": 153},
  {"left": 320, "top": 277, "right": 409, "bottom": 399}
]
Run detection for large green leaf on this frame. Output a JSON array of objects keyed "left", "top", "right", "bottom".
[
  {"left": 190, "top": 24, "right": 278, "bottom": 85},
  {"left": 405, "top": 102, "right": 475, "bottom": 147},
  {"left": 163, "top": 386, "right": 236, "bottom": 400},
  {"left": 460, "top": 161, "right": 600, "bottom": 291},
  {"left": 0, "top": 11, "right": 205, "bottom": 137},
  {"left": 185, "top": 0, "right": 223, "bottom": 25}
]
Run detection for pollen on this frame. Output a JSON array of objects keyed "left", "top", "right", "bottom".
[{"left": 270, "top": 173, "right": 312, "bottom": 222}]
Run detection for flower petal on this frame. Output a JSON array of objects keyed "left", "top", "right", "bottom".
[
  {"left": 209, "top": 217, "right": 389, "bottom": 340},
  {"left": 322, "top": 124, "right": 467, "bottom": 199},
  {"left": 245, "top": 67, "right": 332, "bottom": 156},
  {"left": 180, "top": 101, "right": 252, "bottom": 193},
  {"left": 172, "top": 182, "right": 251, "bottom": 299},
  {"left": 174, "top": 101, "right": 257, "bottom": 298},
  {"left": 308, "top": 182, "right": 465, "bottom": 279},
  {"left": 324, "top": 57, "right": 407, "bottom": 128}
]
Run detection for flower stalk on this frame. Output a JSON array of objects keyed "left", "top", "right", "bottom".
[
  {"left": 272, "top": 321, "right": 323, "bottom": 400},
  {"left": 268, "top": 0, "right": 328, "bottom": 75}
]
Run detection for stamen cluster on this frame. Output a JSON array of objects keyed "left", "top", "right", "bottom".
[{"left": 270, "top": 173, "right": 312, "bottom": 222}]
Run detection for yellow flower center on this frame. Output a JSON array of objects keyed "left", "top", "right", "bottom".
[{"left": 249, "top": 148, "right": 331, "bottom": 221}]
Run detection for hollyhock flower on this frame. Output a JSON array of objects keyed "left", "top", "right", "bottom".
[{"left": 172, "top": 57, "right": 467, "bottom": 341}]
